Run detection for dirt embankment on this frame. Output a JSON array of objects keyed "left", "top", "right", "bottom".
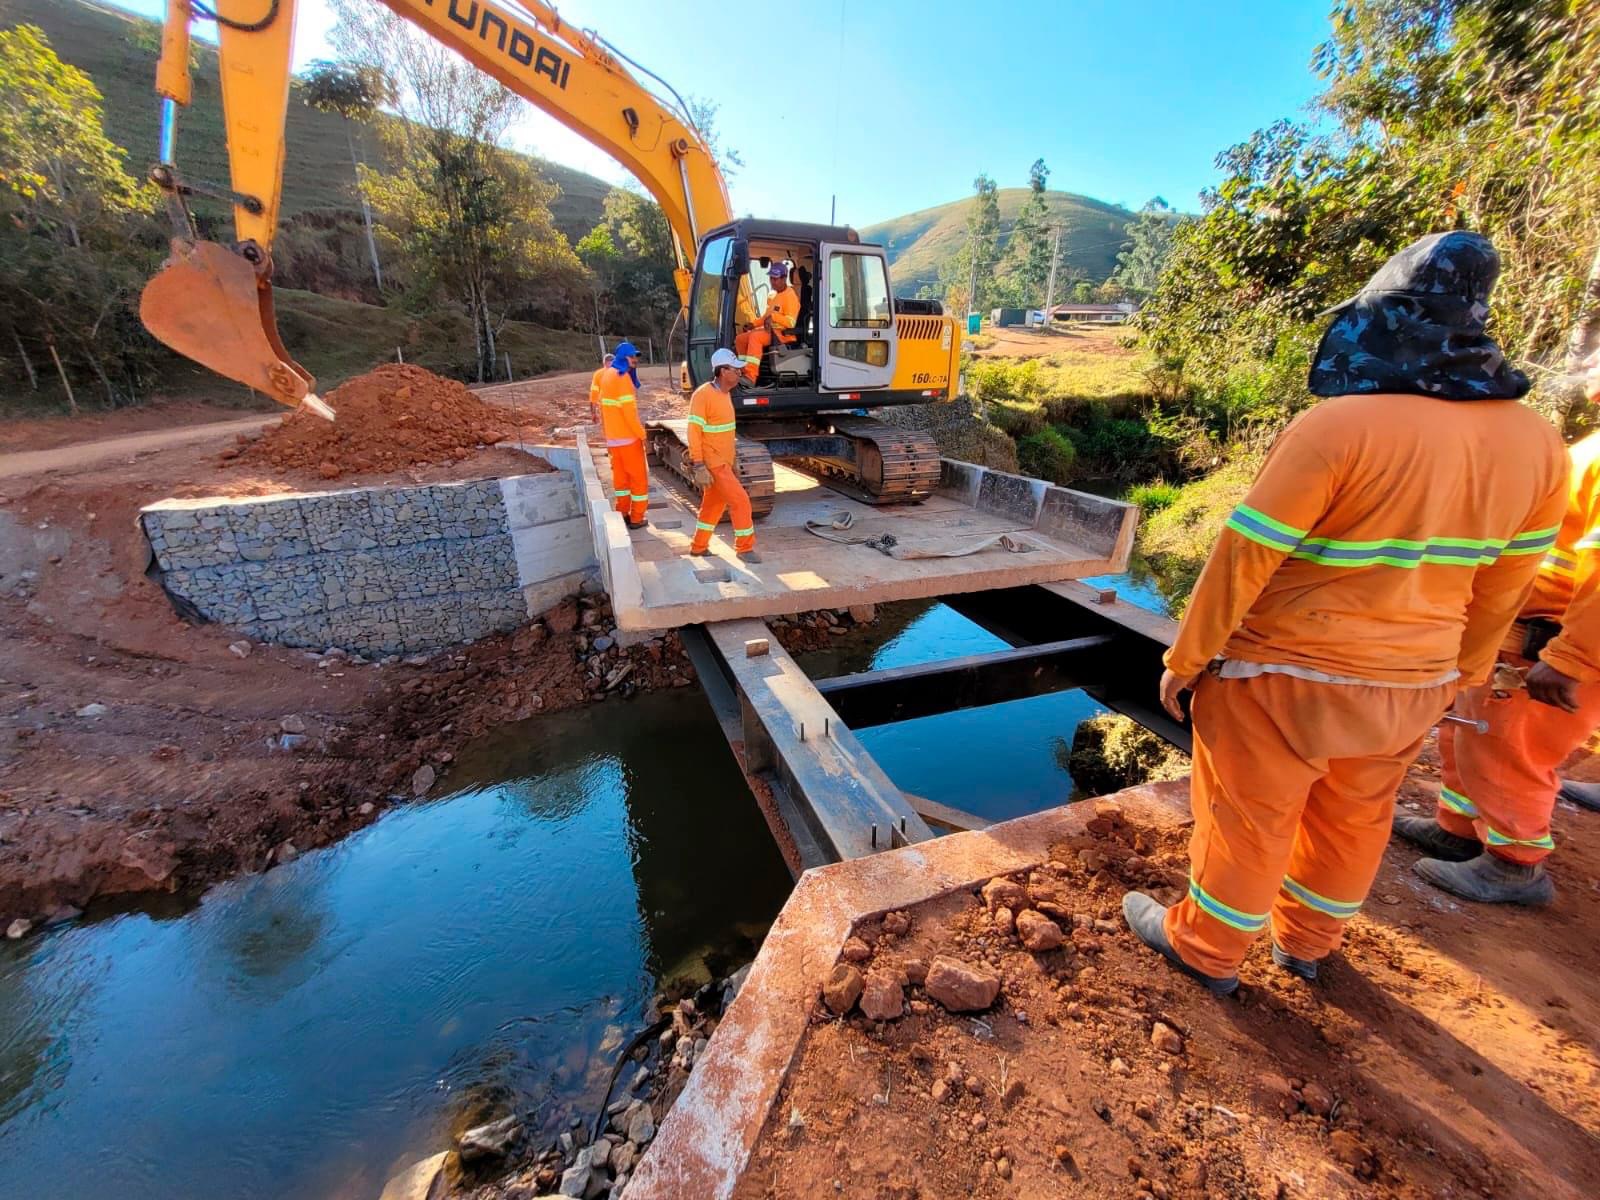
[
  {"left": 0, "top": 361, "right": 855, "bottom": 928},
  {"left": 735, "top": 776, "right": 1600, "bottom": 1200}
]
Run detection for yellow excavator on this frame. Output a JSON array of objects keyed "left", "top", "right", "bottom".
[{"left": 140, "top": 0, "right": 962, "bottom": 509}]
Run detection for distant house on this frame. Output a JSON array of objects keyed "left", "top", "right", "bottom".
[{"left": 1048, "top": 302, "right": 1136, "bottom": 325}]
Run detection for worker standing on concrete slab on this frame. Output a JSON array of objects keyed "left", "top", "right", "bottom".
[
  {"left": 598, "top": 342, "right": 650, "bottom": 528},
  {"left": 1123, "top": 232, "right": 1569, "bottom": 995},
  {"left": 687, "top": 348, "right": 759, "bottom": 562},
  {"left": 1396, "top": 347, "right": 1600, "bottom": 901},
  {"left": 588, "top": 351, "right": 614, "bottom": 424}
]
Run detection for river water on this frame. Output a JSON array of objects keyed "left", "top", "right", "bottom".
[{"left": 0, "top": 581, "right": 1170, "bottom": 1200}]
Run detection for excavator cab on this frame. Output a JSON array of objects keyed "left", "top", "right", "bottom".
[{"left": 685, "top": 219, "right": 905, "bottom": 412}]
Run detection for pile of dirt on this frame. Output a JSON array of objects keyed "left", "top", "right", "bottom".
[
  {"left": 229, "top": 364, "right": 524, "bottom": 480},
  {"left": 735, "top": 791, "right": 1600, "bottom": 1199}
]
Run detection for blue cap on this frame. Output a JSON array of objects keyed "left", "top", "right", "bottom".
[
  {"left": 767, "top": 262, "right": 787, "bottom": 278},
  {"left": 612, "top": 341, "right": 639, "bottom": 359}
]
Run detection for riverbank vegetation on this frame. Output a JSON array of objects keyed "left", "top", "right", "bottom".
[{"left": 966, "top": 0, "right": 1599, "bottom": 608}]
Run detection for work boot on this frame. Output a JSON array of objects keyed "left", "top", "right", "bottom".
[
  {"left": 737, "top": 550, "right": 763, "bottom": 564},
  {"left": 1558, "top": 779, "right": 1600, "bottom": 812},
  {"left": 688, "top": 547, "right": 710, "bottom": 557},
  {"left": 1270, "top": 943, "right": 1319, "bottom": 982},
  {"left": 1391, "top": 814, "right": 1479, "bottom": 862},
  {"left": 1121, "top": 893, "right": 1239, "bottom": 996},
  {"left": 626, "top": 518, "right": 649, "bottom": 531},
  {"left": 1414, "top": 853, "right": 1555, "bottom": 906}
]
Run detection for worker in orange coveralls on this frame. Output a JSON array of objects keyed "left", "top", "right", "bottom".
[
  {"left": 587, "top": 351, "right": 613, "bottom": 424},
  {"left": 687, "top": 348, "right": 759, "bottom": 562},
  {"left": 597, "top": 342, "right": 650, "bottom": 528},
  {"left": 1395, "top": 347, "right": 1600, "bottom": 903},
  {"left": 1122, "top": 232, "right": 1568, "bottom": 996},
  {"left": 734, "top": 262, "right": 800, "bottom": 383}
]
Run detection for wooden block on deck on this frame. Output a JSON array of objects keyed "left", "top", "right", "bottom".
[{"left": 745, "top": 637, "right": 770, "bottom": 657}]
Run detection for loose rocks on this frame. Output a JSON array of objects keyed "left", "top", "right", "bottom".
[
  {"left": 1150, "top": 1021, "right": 1184, "bottom": 1055},
  {"left": 859, "top": 969, "right": 905, "bottom": 1021},
  {"left": 925, "top": 956, "right": 1000, "bottom": 1012},
  {"left": 1016, "top": 909, "right": 1065, "bottom": 952},
  {"left": 823, "top": 963, "right": 865, "bottom": 1015},
  {"left": 981, "top": 877, "right": 1026, "bottom": 911}
]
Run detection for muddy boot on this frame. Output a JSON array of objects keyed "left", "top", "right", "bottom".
[
  {"left": 1270, "top": 943, "right": 1319, "bottom": 981},
  {"left": 1121, "top": 893, "right": 1238, "bottom": 996},
  {"left": 1391, "top": 814, "right": 1479, "bottom": 861},
  {"left": 1413, "top": 853, "right": 1555, "bottom": 905},
  {"left": 1558, "top": 779, "right": 1600, "bottom": 812}
]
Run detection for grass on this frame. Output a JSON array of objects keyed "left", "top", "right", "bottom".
[
  {"left": 14, "top": 0, "right": 611, "bottom": 241},
  {"left": 1134, "top": 456, "right": 1260, "bottom": 614},
  {"left": 860, "top": 189, "right": 1138, "bottom": 293},
  {"left": 1125, "top": 481, "right": 1181, "bottom": 514}
]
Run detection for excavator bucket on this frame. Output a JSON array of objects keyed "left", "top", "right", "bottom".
[{"left": 141, "top": 239, "right": 334, "bottom": 420}]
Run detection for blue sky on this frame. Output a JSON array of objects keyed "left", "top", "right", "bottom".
[{"left": 107, "top": 0, "right": 1334, "bottom": 224}]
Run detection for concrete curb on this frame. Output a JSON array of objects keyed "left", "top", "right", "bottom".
[{"left": 627, "top": 778, "right": 1192, "bottom": 1199}]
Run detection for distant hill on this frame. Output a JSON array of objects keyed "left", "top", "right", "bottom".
[
  {"left": 860, "top": 190, "right": 1138, "bottom": 295},
  {"left": 11, "top": 0, "right": 612, "bottom": 242}
]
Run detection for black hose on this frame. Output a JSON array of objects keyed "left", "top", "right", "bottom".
[
  {"left": 586, "top": 1014, "right": 670, "bottom": 1147},
  {"left": 189, "top": 0, "right": 280, "bottom": 33}
]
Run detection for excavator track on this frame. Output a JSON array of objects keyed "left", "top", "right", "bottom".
[
  {"left": 647, "top": 422, "right": 776, "bottom": 518},
  {"left": 786, "top": 416, "right": 943, "bottom": 506}
]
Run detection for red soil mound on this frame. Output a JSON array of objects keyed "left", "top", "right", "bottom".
[{"left": 232, "top": 364, "right": 522, "bottom": 480}]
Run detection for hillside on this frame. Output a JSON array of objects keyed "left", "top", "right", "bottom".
[
  {"left": 9, "top": 0, "right": 611, "bottom": 241},
  {"left": 860, "top": 189, "right": 1136, "bottom": 294}
]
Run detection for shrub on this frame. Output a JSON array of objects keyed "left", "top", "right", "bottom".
[
  {"left": 1126, "top": 481, "right": 1181, "bottom": 514},
  {"left": 1016, "top": 426, "right": 1077, "bottom": 484}
]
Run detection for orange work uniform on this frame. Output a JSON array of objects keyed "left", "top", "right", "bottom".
[
  {"left": 597, "top": 364, "right": 649, "bottom": 523},
  {"left": 588, "top": 364, "right": 608, "bottom": 424},
  {"left": 734, "top": 285, "right": 800, "bottom": 382},
  {"left": 1161, "top": 392, "right": 1567, "bottom": 979},
  {"left": 1437, "top": 430, "right": 1600, "bottom": 865},
  {"left": 687, "top": 381, "right": 754, "bottom": 555}
]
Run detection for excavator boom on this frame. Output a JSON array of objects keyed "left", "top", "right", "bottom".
[{"left": 140, "top": 0, "right": 729, "bottom": 414}]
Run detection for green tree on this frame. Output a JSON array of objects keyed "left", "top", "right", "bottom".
[
  {"left": 1139, "top": 0, "right": 1600, "bottom": 430},
  {"left": 1005, "top": 158, "right": 1055, "bottom": 305},
  {"left": 301, "top": 58, "right": 393, "bottom": 291},
  {"left": 578, "top": 189, "right": 678, "bottom": 345},
  {"left": 940, "top": 173, "right": 1003, "bottom": 314},
  {"left": 0, "top": 24, "right": 159, "bottom": 408},
  {"left": 1111, "top": 198, "right": 1180, "bottom": 302},
  {"left": 331, "top": 0, "right": 583, "bottom": 379}
]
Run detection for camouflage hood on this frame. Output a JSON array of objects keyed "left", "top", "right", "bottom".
[{"left": 1308, "top": 231, "right": 1530, "bottom": 402}]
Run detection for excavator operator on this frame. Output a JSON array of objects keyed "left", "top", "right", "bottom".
[
  {"left": 735, "top": 262, "right": 800, "bottom": 384},
  {"left": 597, "top": 342, "right": 650, "bottom": 528}
]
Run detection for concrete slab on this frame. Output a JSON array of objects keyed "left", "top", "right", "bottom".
[
  {"left": 626, "top": 779, "right": 1192, "bottom": 1200},
  {"left": 575, "top": 434, "right": 1137, "bottom": 632}
]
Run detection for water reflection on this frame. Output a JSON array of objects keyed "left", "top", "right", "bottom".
[{"left": 0, "top": 692, "right": 790, "bottom": 1200}]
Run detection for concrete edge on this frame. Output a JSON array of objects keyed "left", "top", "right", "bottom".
[{"left": 627, "top": 779, "right": 1193, "bottom": 1200}]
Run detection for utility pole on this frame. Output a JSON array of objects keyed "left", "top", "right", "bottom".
[{"left": 1042, "top": 224, "right": 1063, "bottom": 326}]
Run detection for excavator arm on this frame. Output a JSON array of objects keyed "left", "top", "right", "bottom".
[{"left": 140, "top": 0, "right": 733, "bottom": 413}]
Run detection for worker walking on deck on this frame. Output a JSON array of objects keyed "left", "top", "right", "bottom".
[
  {"left": 588, "top": 351, "right": 613, "bottom": 424},
  {"left": 734, "top": 262, "right": 800, "bottom": 383},
  {"left": 1395, "top": 348, "right": 1600, "bottom": 902},
  {"left": 1123, "top": 232, "right": 1568, "bottom": 995},
  {"left": 688, "top": 348, "right": 759, "bottom": 562},
  {"left": 598, "top": 342, "right": 650, "bottom": 528}
]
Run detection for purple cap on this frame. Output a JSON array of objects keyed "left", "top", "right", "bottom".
[{"left": 768, "top": 262, "right": 788, "bottom": 278}]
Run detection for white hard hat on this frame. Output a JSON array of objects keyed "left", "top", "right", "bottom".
[{"left": 710, "top": 348, "right": 741, "bottom": 372}]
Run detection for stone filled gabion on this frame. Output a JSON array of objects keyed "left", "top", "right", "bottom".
[{"left": 142, "top": 477, "right": 538, "bottom": 655}]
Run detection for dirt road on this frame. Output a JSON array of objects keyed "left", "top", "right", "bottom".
[{"left": 0, "top": 415, "right": 278, "bottom": 479}]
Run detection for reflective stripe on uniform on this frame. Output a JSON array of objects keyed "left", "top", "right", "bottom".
[
  {"left": 1502, "top": 525, "right": 1562, "bottom": 556},
  {"left": 1575, "top": 526, "right": 1600, "bottom": 550},
  {"left": 1541, "top": 548, "right": 1579, "bottom": 578},
  {"left": 613, "top": 488, "right": 629, "bottom": 497},
  {"left": 1280, "top": 876, "right": 1362, "bottom": 920},
  {"left": 630, "top": 493, "right": 648, "bottom": 502},
  {"left": 1484, "top": 825, "right": 1555, "bottom": 850},
  {"left": 1225, "top": 504, "right": 1306, "bottom": 552},
  {"left": 687, "top": 416, "right": 737, "bottom": 433},
  {"left": 1188, "top": 878, "right": 1268, "bottom": 932},
  {"left": 733, "top": 527, "right": 755, "bottom": 538},
  {"left": 739, "top": 355, "right": 760, "bottom": 366},
  {"left": 601, "top": 394, "right": 637, "bottom": 406},
  {"left": 695, "top": 521, "right": 715, "bottom": 532},
  {"left": 1439, "top": 785, "right": 1479, "bottom": 818},
  {"left": 605, "top": 437, "right": 637, "bottom": 448}
]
